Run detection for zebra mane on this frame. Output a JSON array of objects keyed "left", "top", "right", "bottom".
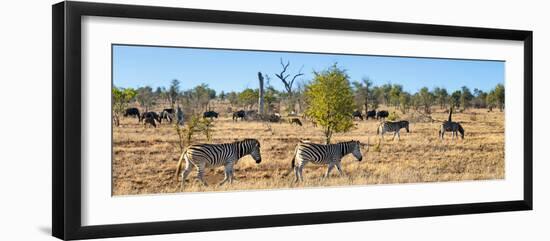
[
  {"left": 235, "top": 139, "right": 259, "bottom": 158},
  {"left": 336, "top": 140, "right": 358, "bottom": 155}
]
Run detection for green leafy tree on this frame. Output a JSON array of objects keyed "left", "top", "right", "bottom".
[
  {"left": 433, "top": 87, "right": 449, "bottom": 109},
  {"left": 450, "top": 90, "right": 462, "bottom": 109},
  {"left": 473, "top": 88, "right": 487, "bottom": 108},
  {"left": 352, "top": 77, "right": 373, "bottom": 113},
  {"left": 227, "top": 91, "right": 239, "bottom": 107},
  {"left": 389, "top": 84, "right": 403, "bottom": 108},
  {"left": 168, "top": 79, "right": 180, "bottom": 105},
  {"left": 380, "top": 83, "right": 392, "bottom": 106},
  {"left": 418, "top": 87, "right": 434, "bottom": 114},
  {"left": 112, "top": 87, "right": 137, "bottom": 126},
  {"left": 460, "top": 86, "right": 474, "bottom": 110},
  {"left": 399, "top": 91, "right": 411, "bottom": 113},
  {"left": 191, "top": 83, "right": 216, "bottom": 111},
  {"left": 238, "top": 88, "right": 259, "bottom": 109},
  {"left": 370, "top": 86, "right": 382, "bottom": 109},
  {"left": 494, "top": 84, "right": 505, "bottom": 111},
  {"left": 136, "top": 86, "right": 154, "bottom": 112},
  {"left": 305, "top": 64, "right": 355, "bottom": 144}
]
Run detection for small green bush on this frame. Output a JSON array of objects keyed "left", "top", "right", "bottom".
[{"left": 387, "top": 111, "right": 400, "bottom": 121}]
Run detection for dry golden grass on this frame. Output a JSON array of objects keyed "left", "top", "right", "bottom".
[{"left": 112, "top": 108, "right": 504, "bottom": 195}]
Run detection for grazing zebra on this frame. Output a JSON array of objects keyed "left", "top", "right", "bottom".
[
  {"left": 175, "top": 139, "right": 262, "bottom": 187},
  {"left": 160, "top": 108, "right": 174, "bottom": 124},
  {"left": 439, "top": 121, "right": 465, "bottom": 140},
  {"left": 176, "top": 107, "right": 184, "bottom": 126},
  {"left": 291, "top": 140, "right": 363, "bottom": 182},
  {"left": 377, "top": 120, "right": 410, "bottom": 140}
]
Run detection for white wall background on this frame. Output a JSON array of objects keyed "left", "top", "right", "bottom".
[{"left": 0, "top": 0, "right": 547, "bottom": 240}]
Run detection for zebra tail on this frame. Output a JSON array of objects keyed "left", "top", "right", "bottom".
[
  {"left": 291, "top": 144, "right": 299, "bottom": 168},
  {"left": 175, "top": 149, "right": 187, "bottom": 180},
  {"left": 376, "top": 124, "right": 380, "bottom": 135}
]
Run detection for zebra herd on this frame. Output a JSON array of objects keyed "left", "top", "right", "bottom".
[
  {"left": 175, "top": 138, "right": 365, "bottom": 187},
  {"left": 173, "top": 109, "right": 466, "bottom": 188}
]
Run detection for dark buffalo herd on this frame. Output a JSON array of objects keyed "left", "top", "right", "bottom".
[
  {"left": 122, "top": 107, "right": 393, "bottom": 129},
  {"left": 352, "top": 110, "right": 388, "bottom": 121}
]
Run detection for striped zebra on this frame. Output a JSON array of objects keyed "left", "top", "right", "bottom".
[
  {"left": 377, "top": 120, "right": 410, "bottom": 140},
  {"left": 439, "top": 121, "right": 465, "bottom": 140},
  {"left": 175, "top": 139, "right": 262, "bottom": 188},
  {"left": 291, "top": 140, "right": 363, "bottom": 182}
]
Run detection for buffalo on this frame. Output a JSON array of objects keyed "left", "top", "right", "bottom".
[
  {"left": 124, "top": 108, "right": 141, "bottom": 122},
  {"left": 366, "top": 110, "right": 376, "bottom": 120},
  {"left": 232, "top": 110, "right": 246, "bottom": 121},
  {"left": 376, "top": 110, "right": 389, "bottom": 120},
  {"left": 352, "top": 111, "right": 363, "bottom": 120},
  {"left": 203, "top": 111, "right": 219, "bottom": 119}
]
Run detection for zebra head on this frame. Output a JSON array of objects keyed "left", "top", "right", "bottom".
[
  {"left": 457, "top": 124, "right": 465, "bottom": 139},
  {"left": 241, "top": 139, "right": 262, "bottom": 164},
  {"left": 350, "top": 140, "right": 363, "bottom": 162},
  {"left": 402, "top": 120, "right": 410, "bottom": 133}
]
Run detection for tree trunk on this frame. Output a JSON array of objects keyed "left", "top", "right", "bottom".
[{"left": 258, "top": 72, "right": 265, "bottom": 116}]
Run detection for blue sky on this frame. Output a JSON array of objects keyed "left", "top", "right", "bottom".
[{"left": 112, "top": 44, "right": 504, "bottom": 94}]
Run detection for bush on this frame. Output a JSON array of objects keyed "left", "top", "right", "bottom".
[{"left": 387, "top": 111, "right": 400, "bottom": 121}]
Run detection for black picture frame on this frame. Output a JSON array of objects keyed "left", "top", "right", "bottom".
[{"left": 52, "top": 1, "right": 533, "bottom": 240}]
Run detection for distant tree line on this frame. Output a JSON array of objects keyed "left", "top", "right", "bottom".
[{"left": 351, "top": 81, "right": 505, "bottom": 114}]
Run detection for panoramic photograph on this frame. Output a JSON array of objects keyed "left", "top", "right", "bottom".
[{"left": 111, "top": 44, "right": 505, "bottom": 195}]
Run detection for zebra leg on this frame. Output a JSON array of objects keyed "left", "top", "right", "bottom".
[
  {"left": 196, "top": 163, "right": 208, "bottom": 186},
  {"left": 335, "top": 162, "right": 346, "bottom": 177},
  {"left": 294, "top": 166, "right": 300, "bottom": 182},
  {"left": 391, "top": 132, "right": 396, "bottom": 141},
  {"left": 180, "top": 161, "right": 192, "bottom": 190},
  {"left": 397, "top": 131, "right": 401, "bottom": 141},
  {"left": 219, "top": 166, "right": 230, "bottom": 186},
  {"left": 323, "top": 163, "right": 335, "bottom": 179},
  {"left": 298, "top": 166, "right": 305, "bottom": 182}
]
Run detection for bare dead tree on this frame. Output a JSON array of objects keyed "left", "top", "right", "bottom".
[
  {"left": 274, "top": 58, "right": 303, "bottom": 113},
  {"left": 258, "top": 72, "right": 265, "bottom": 116}
]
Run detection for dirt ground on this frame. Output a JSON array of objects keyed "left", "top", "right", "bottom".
[{"left": 112, "top": 108, "right": 504, "bottom": 195}]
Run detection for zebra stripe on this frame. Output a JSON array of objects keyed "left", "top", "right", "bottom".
[
  {"left": 175, "top": 139, "right": 262, "bottom": 188},
  {"left": 291, "top": 140, "right": 362, "bottom": 182},
  {"left": 439, "top": 121, "right": 465, "bottom": 140},
  {"left": 377, "top": 120, "right": 409, "bottom": 140}
]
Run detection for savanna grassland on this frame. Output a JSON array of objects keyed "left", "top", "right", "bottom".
[{"left": 112, "top": 106, "right": 504, "bottom": 195}]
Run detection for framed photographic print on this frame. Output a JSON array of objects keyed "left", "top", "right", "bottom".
[{"left": 52, "top": 1, "right": 533, "bottom": 240}]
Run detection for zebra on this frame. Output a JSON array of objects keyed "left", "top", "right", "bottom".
[
  {"left": 439, "top": 121, "right": 465, "bottom": 140},
  {"left": 377, "top": 120, "right": 410, "bottom": 141},
  {"left": 175, "top": 139, "right": 262, "bottom": 188},
  {"left": 291, "top": 140, "right": 363, "bottom": 182},
  {"left": 176, "top": 107, "right": 184, "bottom": 126}
]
